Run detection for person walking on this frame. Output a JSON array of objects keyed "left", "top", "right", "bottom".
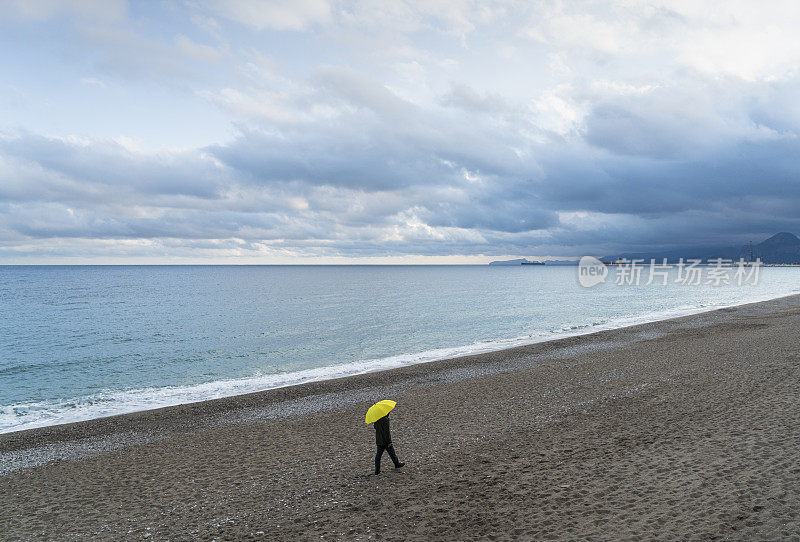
[{"left": 374, "top": 414, "right": 404, "bottom": 475}]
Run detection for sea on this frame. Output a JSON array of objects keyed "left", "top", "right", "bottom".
[{"left": 1, "top": 264, "right": 798, "bottom": 433}]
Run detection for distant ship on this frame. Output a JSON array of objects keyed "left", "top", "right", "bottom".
[{"left": 489, "top": 258, "right": 546, "bottom": 266}]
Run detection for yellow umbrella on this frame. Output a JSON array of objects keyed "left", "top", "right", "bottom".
[{"left": 365, "top": 400, "right": 396, "bottom": 424}]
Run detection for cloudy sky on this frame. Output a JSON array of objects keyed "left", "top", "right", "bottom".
[{"left": 2, "top": 0, "right": 800, "bottom": 263}]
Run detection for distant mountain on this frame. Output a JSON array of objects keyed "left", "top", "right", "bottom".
[
  {"left": 489, "top": 258, "right": 544, "bottom": 266},
  {"left": 604, "top": 232, "right": 800, "bottom": 264},
  {"left": 746, "top": 232, "right": 800, "bottom": 263}
]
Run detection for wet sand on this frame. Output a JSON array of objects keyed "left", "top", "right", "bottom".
[{"left": 2, "top": 295, "right": 800, "bottom": 540}]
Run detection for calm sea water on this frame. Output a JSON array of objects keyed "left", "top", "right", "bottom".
[{"left": 1, "top": 265, "right": 798, "bottom": 433}]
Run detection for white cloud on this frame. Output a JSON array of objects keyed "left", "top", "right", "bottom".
[
  {"left": 199, "top": 87, "right": 305, "bottom": 125},
  {"left": 80, "top": 77, "right": 106, "bottom": 88},
  {"left": 531, "top": 85, "right": 585, "bottom": 137},
  {"left": 174, "top": 35, "right": 223, "bottom": 64},
  {"left": 525, "top": 0, "right": 800, "bottom": 83},
  {"left": 202, "top": 0, "right": 332, "bottom": 31}
]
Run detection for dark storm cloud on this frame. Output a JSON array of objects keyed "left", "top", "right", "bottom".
[
  {"left": 0, "top": 133, "right": 226, "bottom": 199},
  {"left": 4, "top": 94, "right": 800, "bottom": 258},
  {"left": 207, "top": 127, "right": 458, "bottom": 191},
  {"left": 207, "top": 71, "right": 532, "bottom": 194}
]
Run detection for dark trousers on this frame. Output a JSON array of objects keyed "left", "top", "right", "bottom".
[{"left": 375, "top": 444, "right": 400, "bottom": 474}]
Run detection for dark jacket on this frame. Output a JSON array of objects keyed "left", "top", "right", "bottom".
[{"left": 374, "top": 415, "right": 392, "bottom": 447}]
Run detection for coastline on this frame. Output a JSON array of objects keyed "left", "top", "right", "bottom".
[
  {"left": 3, "top": 294, "right": 800, "bottom": 539},
  {"left": 3, "top": 288, "right": 799, "bottom": 435}
]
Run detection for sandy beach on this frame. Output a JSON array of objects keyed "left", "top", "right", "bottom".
[{"left": 2, "top": 294, "right": 800, "bottom": 540}]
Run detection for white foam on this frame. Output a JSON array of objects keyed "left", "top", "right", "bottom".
[{"left": 1, "top": 290, "right": 796, "bottom": 434}]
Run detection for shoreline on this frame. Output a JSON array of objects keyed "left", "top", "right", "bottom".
[
  {"left": 1, "top": 291, "right": 797, "bottom": 447},
  {"left": 3, "top": 289, "right": 799, "bottom": 435},
  {"left": 3, "top": 293, "right": 800, "bottom": 539}
]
